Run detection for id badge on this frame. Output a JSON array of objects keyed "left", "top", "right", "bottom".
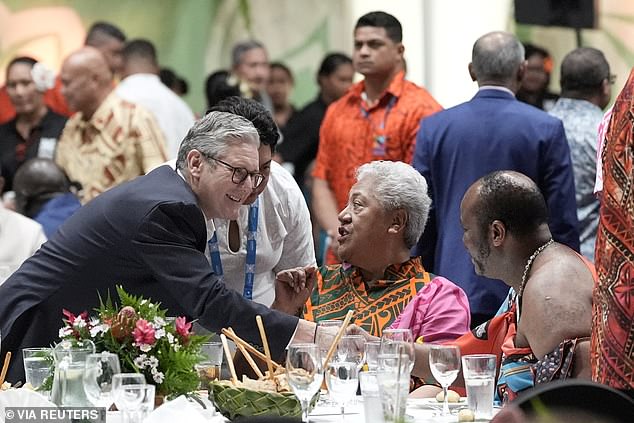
[
  {"left": 373, "top": 135, "right": 386, "bottom": 157},
  {"left": 37, "top": 137, "right": 57, "bottom": 159}
]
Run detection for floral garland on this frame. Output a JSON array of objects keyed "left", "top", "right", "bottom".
[{"left": 58, "top": 286, "right": 209, "bottom": 397}]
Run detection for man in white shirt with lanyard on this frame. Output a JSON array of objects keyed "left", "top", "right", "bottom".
[{"left": 207, "top": 97, "right": 315, "bottom": 306}]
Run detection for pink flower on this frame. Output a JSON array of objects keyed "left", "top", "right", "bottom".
[
  {"left": 63, "top": 309, "right": 88, "bottom": 325},
  {"left": 175, "top": 316, "right": 192, "bottom": 342},
  {"left": 133, "top": 319, "right": 156, "bottom": 347}
]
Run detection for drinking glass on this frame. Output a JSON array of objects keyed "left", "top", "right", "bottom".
[
  {"left": 363, "top": 341, "right": 381, "bottom": 371},
  {"left": 83, "top": 352, "right": 121, "bottom": 409},
  {"left": 195, "top": 342, "right": 223, "bottom": 388},
  {"left": 325, "top": 361, "right": 359, "bottom": 422},
  {"left": 462, "top": 354, "right": 497, "bottom": 420},
  {"left": 112, "top": 373, "right": 146, "bottom": 423},
  {"left": 429, "top": 345, "right": 461, "bottom": 420},
  {"left": 337, "top": 335, "right": 364, "bottom": 369},
  {"left": 314, "top": 320, "right": 342, "bottom": 365},
  {"left": 129, "top": 384, "right": 155, "bottom": 422},
  {"left": 377, "top": 352, "right": 410, "bottom": 422},
  {"left": 380, "top": 329, "right": 414, "bottom": 372},
  {"left": 22, "top": 347, "right": 53, "bottom": 391},
  {"left": 359, "top": 371, "right": 383, "bottom": 423},
  {"left": 286, "top": 343, "right": 323, "bottom": 423}
]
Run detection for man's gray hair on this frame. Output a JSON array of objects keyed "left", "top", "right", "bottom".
[
  {"left": 356, "top": 161, "right": 431, "bottom": 249},
  {"left": 231, "top": 40, "right": 266, "bottom": 68},
  {"left": 175, "top": 111, "right": 259, "bottom": 170},
  {"left": 471, "top": 31, "right": 525, "bottom": 83}
]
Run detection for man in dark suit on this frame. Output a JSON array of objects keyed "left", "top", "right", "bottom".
[
  {"left": 413, "top": 31, "right": 580, "bottom": 327},
  {"left": 0, "top": 111, "right": 315, "bottom": 382}
]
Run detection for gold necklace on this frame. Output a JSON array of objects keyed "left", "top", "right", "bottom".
[{"left": 518, "top": 238, "right": 554, "bottom": 298}]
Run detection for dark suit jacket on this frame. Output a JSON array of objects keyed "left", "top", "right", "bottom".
[
  {"left": 0, "top": 165, "right": 298, "bottom": 382},
  {"left": 413, "top": 88, "right": 580, "bottom": 321}
]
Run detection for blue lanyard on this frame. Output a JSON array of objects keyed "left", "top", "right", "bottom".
[
  {"left": 361, "top": 95, "right": 397, "bottom": 157},
  {"left": 208, "top": 196, "right": 259, "bottom": 299}
]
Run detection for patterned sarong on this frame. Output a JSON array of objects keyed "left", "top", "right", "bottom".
[{"left": 593, "top": 67, "right": 634, "bottom": 391}]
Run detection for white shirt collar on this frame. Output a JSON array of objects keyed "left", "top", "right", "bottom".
[{"left": 478, "top": 85, "right": 515, "bottom": 96}]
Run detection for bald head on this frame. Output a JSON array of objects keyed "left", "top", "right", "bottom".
[
  {"left": 13, "top": 158, "right": 70, "bottom": 218},
  {"left": 64, "top": 47, "right": 111, "bottom": 79},
  {"left": 470, "top": 31, "right": 525, "bottom": 88},
  {"left": 60, "top": 47, "right": 113, "bottom": 118},
  {"left": 463, "top": 170, "right": 548, "bottom": 240}
]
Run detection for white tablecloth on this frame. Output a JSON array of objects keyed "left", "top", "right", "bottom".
[{"left": 106, "top": 396, "right": 494, "bottom": 423}]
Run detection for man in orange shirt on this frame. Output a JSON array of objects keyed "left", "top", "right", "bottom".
[{"left": 312, "top": 11, "right": 442, "bottom": 263}]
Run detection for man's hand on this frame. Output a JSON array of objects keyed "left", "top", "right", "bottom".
[
  {"left": 345, "top": 324, "right": 379, "bottom": 343},
  {"left": 271, "top": 266, "right": 317, "bottom": 315}
]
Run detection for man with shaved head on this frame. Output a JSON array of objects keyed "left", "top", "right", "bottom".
[
  {"left": 412, "top": 31, "right": 579, "bottom": 327},
  {"left": 55, "top": 47, "right": 167, "bottom": 202}
]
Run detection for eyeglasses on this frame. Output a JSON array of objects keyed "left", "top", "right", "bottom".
[{"left": 209, "top": 157, "right": 264, "bottom": 188}]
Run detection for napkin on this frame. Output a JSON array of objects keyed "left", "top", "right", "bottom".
[
  {"left": 144, "top": 395, "right": 225, "bottom": 423},
  {"left": 0, "top": 389, "right": 57, "bottom": 423}
]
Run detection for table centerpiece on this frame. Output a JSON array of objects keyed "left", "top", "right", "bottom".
[{"left": 57, "top": 286, "right": 209, "bottom": 398}]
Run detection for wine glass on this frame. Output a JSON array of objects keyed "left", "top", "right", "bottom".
[
  {"left": 337, "top": 335, "right": 364, "bottom": 369},
  {"left": 429, "top": 345, "right": 461, "bottom": 420},
  {"left": 380, "top": 329, "right": 414, "bottom": 371},
  {"left": 112, "top": 373, "right": 146, "bottom": 423},
  {"left": 325, "top": 361, "right": 359, "bottom": 422},
  {"left": 83, "top": 352, "right": 121, "bottom": 408},
  {"left": 286, "top": 343, "right": 323, "bottom": 423}
]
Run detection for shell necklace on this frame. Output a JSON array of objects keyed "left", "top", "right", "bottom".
[{"left": 518, "top": 238, "right": 554, "bottom": 299}]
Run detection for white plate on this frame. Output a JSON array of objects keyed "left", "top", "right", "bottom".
[{"left": 408, "top": 397, "right": 468, "bottom": 409}]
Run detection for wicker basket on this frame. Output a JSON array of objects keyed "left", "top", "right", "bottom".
[{"left": 209, "top": 381, "right": 318, "bottom": 420}]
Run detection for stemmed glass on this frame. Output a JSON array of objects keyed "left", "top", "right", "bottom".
[
  {"left": 286, "top": 343, "right": 323, "bottom": 423},
  {"left": 83, "top": 352, "right": 121, "bottom": 409},
  {"left": 325, "top": 361, "right": 359, "bottom": 422},
  {"left": 429, "top": 345, "right": 461, "bottom": 420},
  {"left": 380, "top": 329, "right": 414, "bottom": 372},
  {"left": 337, "top": 335, "right": 364, "bottom": 369},
  {"left": 112, "top": 373, "right": 146, "bottom": 423}
]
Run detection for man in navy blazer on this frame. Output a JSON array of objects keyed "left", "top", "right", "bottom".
[
  {"left": 413, "top": 31, "right": 580, "bottom": 327},
  {"left": 0, "top": 111, "right": 315, "bottom": 382}
]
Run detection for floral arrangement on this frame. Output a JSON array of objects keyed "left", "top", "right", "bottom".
[{"left": 58, "top": 286, "right": 209, "bottom": 397}]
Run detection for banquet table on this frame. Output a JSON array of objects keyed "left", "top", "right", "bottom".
[{"left": 105, "top": 395, "right": 499, "bottom": 423}]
